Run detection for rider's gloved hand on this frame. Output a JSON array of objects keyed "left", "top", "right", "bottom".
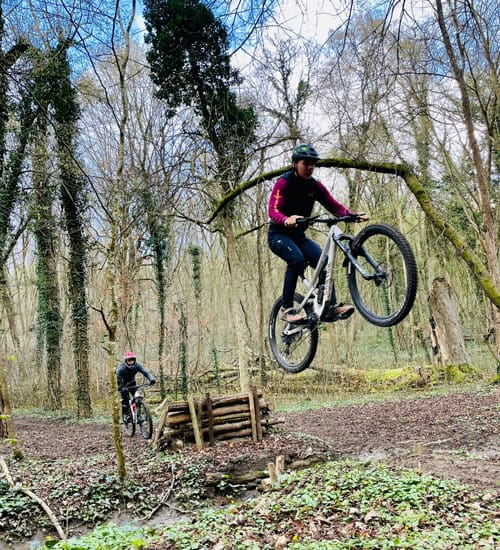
[
  {"left": 284, "top": 215, "right": 304, "bottom": 228},
  {"left": 150, "top": 379, "right": 156, "bottom": 386},
  {"left": 355, "top": 212, "right": 369, "bottom": 222}
]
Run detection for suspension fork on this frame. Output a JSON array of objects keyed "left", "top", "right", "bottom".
[
  {"left": 129, "top": 398, "right": 137, "bottom": 422},
  {"left": 343, "top": 239, "right": 386, "bottom": 281}
]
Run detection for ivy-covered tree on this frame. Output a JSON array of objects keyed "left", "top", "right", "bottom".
[
  {"left": 0, "top": 7, "right": 38, "bottom": 436},
  {"left": 0, "top": 19, "right": 32, "bottom": 268},
  {"left": 31, "top": 118, "right": 62, "bottom": 411},
  {"left": 140, "top": 184, "right": 171, "bottom": 400},
  {"left": 51, "top": 41, "right": 92, "bottom": 418},
  {"left": 144, "top": 0, "right": 256, "bottom": 186},
  {"left": 144, "top": 0, "right": 258, "bottom": 388}
]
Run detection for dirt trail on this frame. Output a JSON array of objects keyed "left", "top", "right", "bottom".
[
  {"left": 281, "top": 388, "right": 499, "bottom": 494},
  {"left": 3, "top": 388, "right": 498, "bottom": 494}
]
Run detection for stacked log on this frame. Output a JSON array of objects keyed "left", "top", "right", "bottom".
[{"left": 154, "top": 388, "right": 281, "bottom": 449}]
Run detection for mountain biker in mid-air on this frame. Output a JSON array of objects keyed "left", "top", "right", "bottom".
[
  {"left": 268, "top": 143, "right": 369, "bottom": 323},
  {"left": 116, "top": 351, "right": 155, "bottom": 421}
]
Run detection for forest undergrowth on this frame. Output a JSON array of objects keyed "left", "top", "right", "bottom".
[
  {"left": 0, "top": 381, "right": 498, "bottom": 549},
  {"left": 40, "top": 458, "right": 499, "bottom": 550}
]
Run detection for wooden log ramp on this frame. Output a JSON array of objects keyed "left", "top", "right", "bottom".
[{"left": 153, "top": 388, "right": 282, "bottom": 450}]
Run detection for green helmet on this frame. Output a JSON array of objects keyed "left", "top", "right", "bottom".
[{"left": 292, "top": 143, "right": 320, "bottom": 162}]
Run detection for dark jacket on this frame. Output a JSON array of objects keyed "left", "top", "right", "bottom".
[
  {"left": 116, "top": 361, "right": 154, "bottom": 390},
  {"left": 268, "top": 169, "right": 352, "bottom": 237}
]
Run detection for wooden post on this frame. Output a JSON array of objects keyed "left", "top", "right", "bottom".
[
  {"left": 252, "top": 387, "right": 263, "bottom": 441},
  {"left": 268, "top": 462, "right": 277, "bottom": 485},
  {"left": 275, "top": 455, "right": 285, "bottom": 476},
  {"left": 187, "top": 395, "right": 203, "bottom": 450},
  {"left": 196, "top": 398, "right": 204, "bottom": 442},
  {"left": 152, "top": 402, "right": 169, "bottom": 448},
  {"left": 248, "top": 391, "right": 257, "bottom": 442},
  {"left": 206, "top": 393, "right": 215, "bottom": 446}
]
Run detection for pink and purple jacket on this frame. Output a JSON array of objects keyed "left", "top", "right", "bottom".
[{"left": 268, "top": 170, "right": 352, "bottom": 230}]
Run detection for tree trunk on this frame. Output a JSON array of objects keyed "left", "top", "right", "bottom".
[
  {"left": 0, "top": 360, "right": 23, "bottom": 458},
  {"left": 177, "top": 300, "right": 189, "bottom": 397},
  {"left": 54, "top": 43, "right": 92, "bottom": 418},
  {"left": 0, "top": 267, "right": 20, "bottom": 352},
  {"left": 221, "top": 214, "right": 250, "bottom": 391},
  {"left": 428, "top": 277, "right": 470, "bottom": 366},
  {"left": 32, "top": 123, "right": 62, "bottom": 411},
  {"left": 255, "top": 183, "right": 267, "bottom": 385},
  {"left": 106, "top": 2, "right": 139, "bottom": 481}
]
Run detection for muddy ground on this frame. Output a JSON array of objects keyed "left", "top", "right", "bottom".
[
  {"left": 0, "top": 387, "right": 498, "bottom": 547},
  {"left": 4, "top": 387, "right": 499, "bottom": 493}
]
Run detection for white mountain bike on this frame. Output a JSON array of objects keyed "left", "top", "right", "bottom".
[{"left": 269, "top": 215, "right": 418, "bottom": 373}]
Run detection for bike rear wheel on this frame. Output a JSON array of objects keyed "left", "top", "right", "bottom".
[
  {"left": 123, "top": 411, "right": 135, "bottom": 437},
  {"left": 348, "top": 223, "right": 417, "bottom": 327},
  {"left": 137, "top": 401, "right": 153, "bottom": 439},
  {"left": 269, "top": 293, "right": 319, "bottom": 373}
]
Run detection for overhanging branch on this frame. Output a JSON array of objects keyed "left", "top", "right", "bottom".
[
  {"left": 208, "top": 157, "right": 500, "bottom": 309},
  {"left": 207, "top": 158, "right": 406, "bottom": 224}
]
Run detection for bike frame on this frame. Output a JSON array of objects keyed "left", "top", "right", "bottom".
[
  {"left": 295, "top": 218, "right": 383, "bottom": 320},
  {"left": 126, "top": 383, "right": 149, "bottom": 424}
]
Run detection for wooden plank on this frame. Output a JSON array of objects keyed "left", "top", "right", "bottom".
[
  {"left": 248, "top": 392, "right": 257, "bottom": 442},
  {"left": 252, "top": 387, "right": 263, "bottom": 441},
  {"left": 217, "top": 428, "right": 253, "bottom": 440},
  {"left": 206, "top": 393, "right": 215, "bottom": 446},
  {"left": 152, "top": 402, "right": 168, "bottom": 448},
  {"left": 187, "top": 395, "right": 203, "bottom": 450},
  {"left": 196, "top": 399, "right": 204, "bottom": 442},
  {"left": 211, "top": 389, "right": 263, "bottom": 407}
]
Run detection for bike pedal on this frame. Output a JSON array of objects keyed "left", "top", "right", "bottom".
[
  {"left": 321, "top": 304, "right": 355, "bottom": 322},
  {"left": 293, "top": 317, "right": 310, "bottom": 325},
  {"left": 337, "top": 307, "right": 355, "bottom": 320}
]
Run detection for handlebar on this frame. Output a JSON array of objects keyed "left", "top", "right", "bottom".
[
  {"left": 118, "top": 383, "right": 151, "bottom": 392},
  {"left": 295, "top": 214, "right": 363, "bottom": 228}
]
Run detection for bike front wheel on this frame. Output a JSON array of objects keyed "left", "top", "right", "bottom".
[
  {"left": 137, "top": 401, "right": 153, "bottom": 440},
  {"left": 348, "top": 223, "right": 417, "bottom": 327},
  {"left": 123, "top": 412, "right": 135, "bottom": 437},
  {"left": 269, "top": 293, "right": 319, "bottom": 373}
]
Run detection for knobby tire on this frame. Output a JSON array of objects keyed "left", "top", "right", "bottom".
[
  {"left": 137, "top": 402, "right": 153, "bottom": 439},
  {"left": 269, "top": 293, "right": 318, "bottom": 373},
  {"left": 347, "top": 223, "right": 417, "bottom": 327}
]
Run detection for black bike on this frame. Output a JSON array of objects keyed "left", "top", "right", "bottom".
[
  {"left": 269, "top": 215, "right": 418, "bottom": 373},
  {"left": 122, "top": 383, "right": 153, "bottom": 439}
]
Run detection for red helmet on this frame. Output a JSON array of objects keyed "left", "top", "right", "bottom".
[{"left": 123, "top": 351, "right": 136, "bottom": 366}]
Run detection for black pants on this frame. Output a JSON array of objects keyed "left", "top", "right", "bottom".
[
  {"left": 120, "top": 386, "right": 135, "bottom": 416},
  {"left": 268, "top": 231, "right": 333, "bottom": 309}
]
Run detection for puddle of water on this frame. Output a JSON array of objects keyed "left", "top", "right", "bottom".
[
  {"left": 0, "top": 508, "right": 188, "bottom": 550},
  {"left": 356, "top": 450, "right": 389, "bottom": 462}
]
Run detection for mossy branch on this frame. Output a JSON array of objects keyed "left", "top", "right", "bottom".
[
  {"left": 208, "top": 157, "right": 500, "bottom": 309},
  {"left": 207, "top": 158, "right": 406, "bottom": 223}
]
